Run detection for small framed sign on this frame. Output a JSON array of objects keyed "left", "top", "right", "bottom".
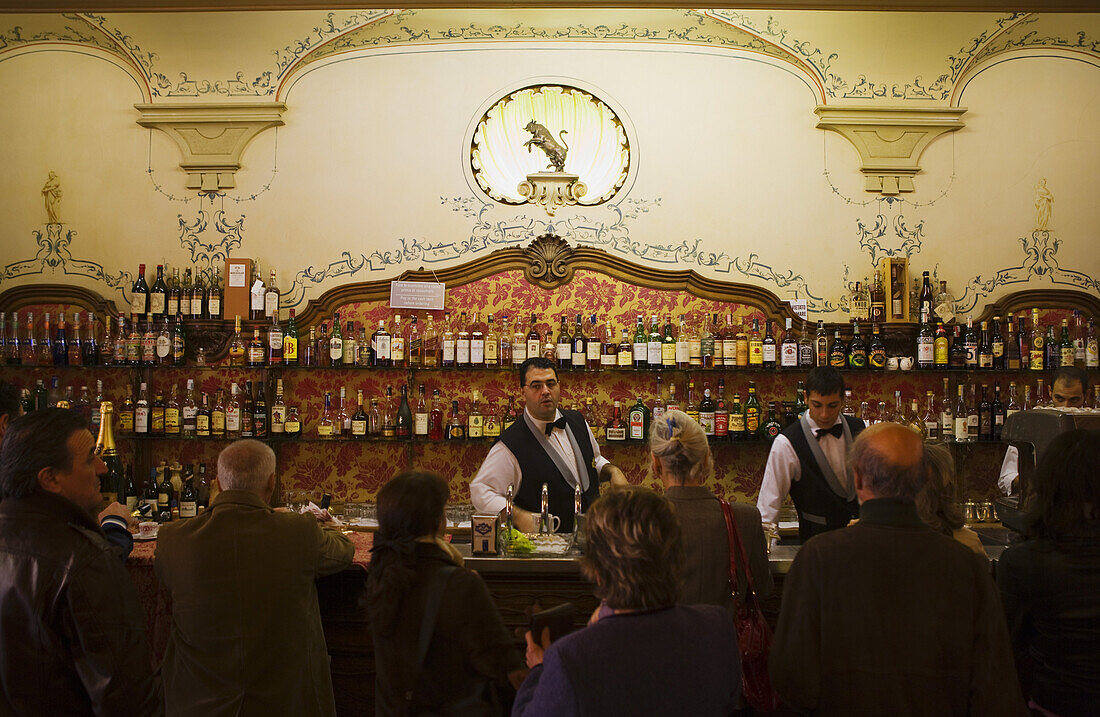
[{"left": 389, "top": 281, "right": 445, "bottom": 310}]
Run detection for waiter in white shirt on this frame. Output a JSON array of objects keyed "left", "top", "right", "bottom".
[
  {"left": 757, "top": 367, "right": 866, "bottom": 542},
  {"left": 998, "top": 366, "right": 1088, "bottom": 496},
  {"left": 471, "top": 357, "right": 627, "bottom": 533}
]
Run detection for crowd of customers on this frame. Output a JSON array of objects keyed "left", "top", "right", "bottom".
[{"left": 1, "top": 375, "right": 1097, "bottom": 716}]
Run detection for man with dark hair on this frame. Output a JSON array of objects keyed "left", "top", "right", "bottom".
[
  {"left": 0, "top": 408, "right": 161, "bottom": 715},
  {"left": 757, "top": 366, "right": 865, "bottom": 541},
  {"left": 999, "top": 365, "right": 1089, "bottom": 496},
  {"left": 471, "top": 356, "right": 627, "bottom": 533},
  {"left": 770, "top": 423, "right": 1026, "bottom": 716},
  {"left": 155, "top": 439, "right": 353, "bottom": 716},
  {"left": 0, "top": 379, "right": 22, "bottom": 441}
]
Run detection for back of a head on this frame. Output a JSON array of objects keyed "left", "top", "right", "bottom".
[
  {"left": 915, "top": 442, "right": 964, "bottom": 535},
  {"left": 0, "top": 409, "right": 87, "bottom": 500},
  {"left": 849, "top": 423, "right": 926, "bottom": 501},
  {"left": 649, "top": 410, "right": 713, "bottom": 486},
  {"left": 582, "top": 486, "right": 682, "bottom": 611},
  {"left": 375, "top": 470, "right": 449, "bottom": 541},
  {"left": 1025, "top": 428, "right": 1100, "bottom": 540},
  {"left": 216, "top": 439, "right": 276, "bottom": 493}
]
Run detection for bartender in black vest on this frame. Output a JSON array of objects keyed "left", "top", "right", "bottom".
[
  {"left": 470, "top": 357, "right": 627, "bottom": 533},
  {"left": 756, "top": 366, "right": 866, "bottom": 542}
]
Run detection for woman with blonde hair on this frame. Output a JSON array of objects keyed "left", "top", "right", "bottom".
[
  {"left": 917, "top": 443, "right": 986, "bottom": 557},
  {"left": 650, "top": 410, "right": 773, "bottom": 610}
]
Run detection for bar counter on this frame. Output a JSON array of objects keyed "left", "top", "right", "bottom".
[{"left": 126, "top": 525, "right": 1009, "bottom": 716}]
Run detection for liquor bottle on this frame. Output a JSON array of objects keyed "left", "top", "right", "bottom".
[
  {"left": 779, "top": 318, "right": 797, "bottom": 369},
  {"left": 67, "top": 313, "right": 83, "bottom": 366},
  {"left": 269, "top": 379, "right": 286, "bottom": 435},
  {"left": 331, "top": 386, "right": 348, "bottom": 436},
  {"left": 748, "top": 318, "right": 763, "bottom": 367},
  {"left": 190, "top": 271, "right": 206, "bottom": 320},
  {"left": 140, "top": 467, "right": 158, "bottom": 516},
  {"left": 1002, "top": 314, "right": 1019, "bottom": 370},
  {"left": 647, "top": 315, "right": 663, "bottom": 370},
  {"left": 445, "top": 399, "right": 465, "bottom": 440},
  {"left": 992, "top": 383, "right": 1005, "bottom": 441},
  {"left": 349, "top": 390, "right": 368, "bottom": 437},
  {"left": 261, "top": 311, "right": 281, "bottom": 365},
  {"left": 744, "top": 382, "right": 761, "bottom": 438},
  {"left": 616, "top": 328, "right": 632, "bottom": 369},
  {"left": 80, "top": 312, "right": 98, "bottom": 366},
  {"left": 210, "top": 389, "right": 226, "bottom": 438},
  {"left": 413, "top": 385, "right": 429, "bottom": 438},
  {"left": 1044, "top": 323, "right": 1059, "bottom": 370},
  {"left": 281, "top": 309, "right": 298, "bottom": 366},
  {"left": 761, "top": 319, "right": 777, "bottom": 369},
  {"left": 229, "top": 315, "right": 246, "bottom": 366},
  {"left": 381, "top": 386, "right": 396, "bottom": 439},
  {"left": 134, "top": 382, "right": 150, "bottom": 434},
  {"left": 497, "top": 314, "right": 511, "bottom": 367},
  {"left": 548, "top": 315, "right": 567, "bottom": 369},
  {"left": 1029, "top": 309, "right": 1044, "bottom": 371},
  {"left": 247, "top": 328, "right": 264, "bottom": 367},
  {"left": 525, "top": 313, "right": 541, "bottom": 362},
  {"left": 145, "top": 390, "right": 163, "bottom": 435},
  {"left": 604, "top": 322, "right": 621, "bottom": 369},
  {"left": 976, "top": 385, "right": 992, "bottom": 441},
  {"left": 850, "top": 280, "right": 870, "bottom": 322},
  {"left": 36, "top": 312, "right": 52, "bottom": 366},
  {"left": 1071, "top": 310, "right": 1086, "bottom": 368},
  {"left": 922, "top": 391, "right": 939, "bottom": 441},
  {"left": 698, "top": 384, "right": 716, "bottom": 436},
  {"left": 714, "top": 378, "right": 729, "bottom": 440},
  {"left": 467, "top": 312, "right": 484, "bottom": 367},
  {"left": 963, "top": 317, "right": 979, "bottom": 369},
  {"left": 571, "top": 313, "right": 586, "bottom": 370},
  {"left": 262, "top": 269, "right": 279, "bottom": 319},
  {"left": 989, "top": 315, "right": 1005, "bottom": 370},
  {"left": 456, "top": 311, "right": 472, "bottom": 368},
  {"left": 131, "top": 263, "right": 149, "bottom": 316},
  {"left": 345, "top": 321, "right": 360, "bottom": 366},
  {"left": 166, "top": 267, "right": 181, "bottom": 317},
  {"left": 933, "top": 321, "right": 949, "bottom": 367},
  {"left": 829, "top": 329, "right": 847, "bottom": 368},
  {"left": 848, "top": 322, "right": 868, "bottom": 369},
  {"left": 965, "top": 385, "right": 979, "bottom": 443},
  {"left": 1059, "top": 319, "right": 1076, "bottom": 369},
  {"left": 109, "top": 315, "right": 125, "bottom": 366},
  {"left": 939, "top": 378, "right": 954, "bottom": 441},
  {"left": 168, "top": 313, "right": 184, "bottom": 366},
  {"left": 1087, "top": 318, "right": 1099, "bottom": 368},
  {"left": 916, "top": 315, "right": 934, "bottom": 369},
  {"left": 953, "top": 386, "right": 969, "bottom": 442},
  {"left": 329, "top": 313, "right": 344, "bottom": 365},
  {"left": 687, "top": 314, "right": 703, "bottom": 368},
  {"left": 729, "top": 391, "right": 745, "bottom": 441},
  {"left": 674, "top": 315, "right": 690, "bottom": 369},
  {"left": 4, "top": 312, "right": 20, "bottom": 366},
  {"left": 814, "top": 320, "right": 829, "bottom": 367},
  {"left": 429, "top": 389, "right": 444, "bottom": 440},
  {"left": 484, "top": 402, "right": 501, "bottom": 439},
  {"left": 366, "top": 397, "right": 381, "bottom": 436},
  {"left": 871, "top": 270, "right": 888, "bottom": 323},
  {"left": 510, "top": 315, "right": 526, "bottom": 367},
  {"left": 51, "top": 312, "right": 68, "bottom": 366},
  {"left": 700, "top": 313, "right": 716, "bottom": 369},
  {"left": 605, "top": 400, "right": 626, "bottom": 441},
  {"left": 476, "top": 314, "right": 495, "bottom": 367},
  {"left": 253, "top": 381, "right": 268, "bottom": 438},
  {"left": 761, "top": 402, "right": 783, "bottom": 442},
  {"left": 318, "top": 392, "right": 335, "bottom": 439},
  {"left": 396, "top": 384, "right": 413, "bottom": 439},
  {"left": 627, "top": 396, "right": 651, "bottom": 441},
  {"left": 136, "top": 314, "right": 154, "bottom": 366},
  {"left": 933, "top": 280, "right": 954, "bottom": 324},
  {"left": 179, "top": 475, "right": 198, "bottom": 519},
  {"left": 207, "top": 268, "right": 223, "bottom": 320},
  {"left": 978, "top": 321, "right": 993, "bottom": 369},
  {"left": 149, "top": 264, "right": 168, "bottom": 319},
  {"left": 721, "top": 314, "right": 738, "bottom": 367},
  {"left": 195, "top": 392, "right": 211, "bottom": 437},
  {"left": 684, "top": 379, "right": 700, "bottom": 425},
  {"left": 179, "top": 268, "right": 193, "bottom": 317},
  {"left": 945, "top": 325, "right": 964, "bottom": 369},
  {"left": 156, "top": 468, "right": 173, "bottom": 523},
  {"left": 791, "top": 319, "right": 811, "bottom": 368},
  {"left": 441, "top": 311, "right": 456, "bottom": 368},
  {"left": 632, "top": 315, "right": 647, "bottom": 369}
]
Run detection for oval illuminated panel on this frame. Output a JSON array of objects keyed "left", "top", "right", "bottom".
[{"left": 471, "top": 85, "right": 630, "bottom": 206}]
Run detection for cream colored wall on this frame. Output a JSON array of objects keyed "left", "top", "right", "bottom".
[{"left": 1, "top": 9, "right": 1098, "bottom": 318}]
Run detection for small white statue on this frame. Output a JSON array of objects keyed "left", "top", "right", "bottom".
[{"left": 1035, "top": 178, "right": 1053, "bottom": 231}]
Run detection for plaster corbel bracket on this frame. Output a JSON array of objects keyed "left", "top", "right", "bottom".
[
  {"left": 814, "top": 105, "right": 966, "bottom": 195},
  {"left": 135, "top": 102, "right": 287, "bottom": 192}
]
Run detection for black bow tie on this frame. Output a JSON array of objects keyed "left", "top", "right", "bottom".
[
  {"left": 815, "top": 424, "right": 844, "bottom": 440},
  {"left": 545, "top": 416, "right": 568, "bottom": 436}
]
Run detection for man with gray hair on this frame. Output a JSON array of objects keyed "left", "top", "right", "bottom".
[
  {"left": 769, "top": 423, "right": 1026, "bottom": 716},
  {"left": 155, "top": 439, "right": 353, "bottom": 716}
]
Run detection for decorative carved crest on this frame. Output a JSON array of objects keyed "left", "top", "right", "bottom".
[{"left": 523, "top": 232, "right": 575, "bottom": 288}]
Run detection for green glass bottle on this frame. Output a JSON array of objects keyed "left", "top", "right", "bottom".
[
  {"left": 284, "top": 308, "right": 299, "bottom": 366},
  {"left": 627, "top": 396, "right": 650, "bottom": 441}
]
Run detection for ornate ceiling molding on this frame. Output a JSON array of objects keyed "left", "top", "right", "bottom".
[
  {"left": 814, "top": 105, "right": 967, "bottom": 195},
  {"left": 134, "top": 101, "right": 286, "bottom": 191}
]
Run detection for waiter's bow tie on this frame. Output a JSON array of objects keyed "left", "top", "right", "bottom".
[
  {"left": 545, "top": 416, "right": 569, "bottom": 435},
  {"left": 815, "top": 424, "right": 844, "bottom": 440}
]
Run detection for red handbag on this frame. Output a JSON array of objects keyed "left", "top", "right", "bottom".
[{"left": 720, "top": 499, "right": 781, "bottom": 713}]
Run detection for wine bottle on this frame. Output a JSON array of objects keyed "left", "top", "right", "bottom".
[
  {"left": 131, "top": 263, "right": 149, "bottom": 316},
  {"left": 150, "top": 265, "right": 168, "bottom": 320}
]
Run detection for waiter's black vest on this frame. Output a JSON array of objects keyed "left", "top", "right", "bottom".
[
  {"left": 783, "top": 415, "right": 865, "bottom": 542},
  {"left": 499, "top": 409, "right": 599, "bottom": 533}
]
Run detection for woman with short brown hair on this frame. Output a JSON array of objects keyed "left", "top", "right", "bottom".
[{"left": 512, "top": 486, "right": 741, "bottom": 716}]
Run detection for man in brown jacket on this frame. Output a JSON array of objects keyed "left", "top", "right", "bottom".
[
  {"left": 770, "top": 423, "right": 1026, "bottom": 716},
  {"left": 155, "top": 439, "right": 354, "bottom": 717}
]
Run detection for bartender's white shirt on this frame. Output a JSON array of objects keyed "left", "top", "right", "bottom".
[
  {"left": 999, "top": 446, "right": 1018, "bottom": 496},
  {"left": 469, "top": 408, "right": 610, "bottom": 516},
  {"left": 756, "top": 414, "right": 854, "bottom": 526}
]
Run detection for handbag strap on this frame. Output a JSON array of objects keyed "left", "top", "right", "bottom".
[
  {"left": 406, "top": 564, "right": 459, "bottom": 706},
  {"left": 719, "top": 499, "right": 760, "bottom": 607}
]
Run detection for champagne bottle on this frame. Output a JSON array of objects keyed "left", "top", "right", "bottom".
[{"left": 95, "top": 401, "right": 124, "bottom": 505}]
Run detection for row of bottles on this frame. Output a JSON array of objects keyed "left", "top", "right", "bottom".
[
  {"left": 129, "top": 263, "right": 224, "bottom": 322},
  {"left": 912, "top": 308, "right": 1098, "bottom": 371},
  {"left": 1, "top": 310, "right": 190, "bottom": 367}
]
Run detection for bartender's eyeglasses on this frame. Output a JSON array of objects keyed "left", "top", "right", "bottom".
[{"left": 525, "top": 380, "right": 559, "bottom": 391}]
